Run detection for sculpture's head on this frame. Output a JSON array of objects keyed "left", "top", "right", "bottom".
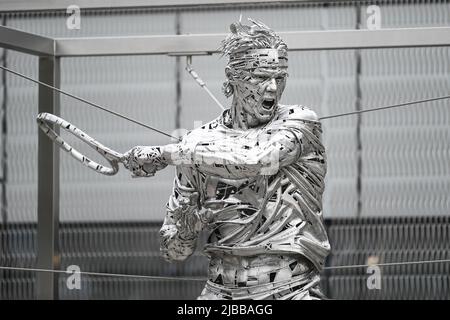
[{"left": 220, "top": 18, "right": 288, "bottom": 127}]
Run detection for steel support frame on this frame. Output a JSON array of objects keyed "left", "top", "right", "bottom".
[
  {"left": 1, "top": 24, "right": 450, "bottom": 57},
  {"left": 0, "top": 22, "right": 449, "bottom": 300},
  {"left": 36, "top": 56, "right": 60, "bottom": 300}
]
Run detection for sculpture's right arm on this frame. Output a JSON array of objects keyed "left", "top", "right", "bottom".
[
  {"left": 159, "top": 166, "right": 206, "bottom": 262},
  {"left": 159, "top": 108, "right": 319, "bottom": 179}
]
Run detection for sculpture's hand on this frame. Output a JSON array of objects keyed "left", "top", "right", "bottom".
[
  {"left": 122, "top": 146, "right": 168, "bottom": 177},
  {"left": 172, "top": 193, "right": 203, "bottom": 239}
]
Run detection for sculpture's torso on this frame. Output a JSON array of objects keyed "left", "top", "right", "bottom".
[{"left": 176, "top": 105, "right": 330, "bottom": 299}]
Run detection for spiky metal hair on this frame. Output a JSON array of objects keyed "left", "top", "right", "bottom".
[{"left": 219, "top": 18, "right": 287, "bottom": 58}]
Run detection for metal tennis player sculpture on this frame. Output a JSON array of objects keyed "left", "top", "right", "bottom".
[{"left": 37, "top": 19, "right": 331, "bottom": 300}]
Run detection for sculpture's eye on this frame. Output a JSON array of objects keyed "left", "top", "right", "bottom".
[
  {"left": 249, "top": 76, "right": 268, "bottom": 84},
  {"left": 260, "top": 76, "right": 274, "bottom": 83}
]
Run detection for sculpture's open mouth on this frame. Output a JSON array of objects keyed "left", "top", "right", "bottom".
[{"left": 262, "top": 98, "right": 275, "bottom": 110}]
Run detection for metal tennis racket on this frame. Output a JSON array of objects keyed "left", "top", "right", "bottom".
[{"left": 37, "top": 112, "right": 125, "bottom": 176}]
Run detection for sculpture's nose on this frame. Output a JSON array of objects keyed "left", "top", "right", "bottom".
[{"left": 266, "top": 78, "right": 277, "bottom": 93}]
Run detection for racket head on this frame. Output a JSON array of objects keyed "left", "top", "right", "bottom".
[{"left": 37, "top": 112, "right": 124, "bottom": 176}]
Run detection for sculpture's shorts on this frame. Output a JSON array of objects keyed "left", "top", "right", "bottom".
[{"left": 197, "top": 271, "right": 326, "bottom": 300}]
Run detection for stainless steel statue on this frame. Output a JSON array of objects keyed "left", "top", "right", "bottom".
[{"left": 123, "top": 18, "right": 331, "bottom": 300}]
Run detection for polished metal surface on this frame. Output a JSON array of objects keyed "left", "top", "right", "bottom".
[{"left": 127, "top": 19, "right": 330, "bottom": 299}]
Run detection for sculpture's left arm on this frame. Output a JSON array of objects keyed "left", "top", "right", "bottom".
[{"left": 159, "top": 166, "right": 207, "bottom": 262}]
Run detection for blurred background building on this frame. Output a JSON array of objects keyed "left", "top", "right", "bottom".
[{"left": 0, "top": 0, "right": 449, "bottom": 299}]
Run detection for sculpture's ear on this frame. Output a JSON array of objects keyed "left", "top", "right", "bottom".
[
  {"left": 230, "top": 23, "right": 238, "bottom": 34},
  {"left": 225, "top": 66, "right": 234, "bottom": 80}
]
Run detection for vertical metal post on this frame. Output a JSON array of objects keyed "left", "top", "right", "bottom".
[
  {"left": 0, "top": 17, "right": 8, "bottom": 300},
  {"left": 36, "top": 56, "right": 60, "bottom": 300},
  {"left": 355, "top": 4, "right": 363, "bottom": 219},
  {"left": 175, "top": 11, "right": 181, "bottom": 129}
]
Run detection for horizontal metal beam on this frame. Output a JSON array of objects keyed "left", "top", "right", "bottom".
[
  {"left": 55, "top": 34, "right": 224, "bottom": 57},
  {"left": 55, "top": 27, "right": 450, "bottom": 57},
  {"left": 0, "top": 25, "right": 54, "bottom": 56},
  {"left": 0, "top": 0, "right": 325, "bottom": 12},
  {"left": 282, "top": 27, "right": 450, "bottom": 50},
  {"left": 2, "top": 25, "right": 449, "bottom": 58}
]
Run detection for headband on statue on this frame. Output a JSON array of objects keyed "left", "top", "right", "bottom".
[{"left": 228, "top": 48, "right": 288, "bottom": 71}]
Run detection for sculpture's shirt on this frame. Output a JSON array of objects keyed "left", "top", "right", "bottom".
[{"left": 160, "top": 104, "right": 330, "bottom": 273}]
